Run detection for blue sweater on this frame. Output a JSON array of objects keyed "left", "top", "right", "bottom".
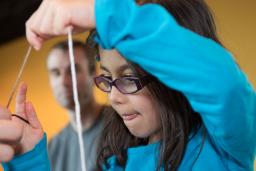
[
  {"left": 2, "top": 134, "right": 50, "bottom": 171},
  {"left": 2, "top": 0, "right": 256, "bottom": 170}
]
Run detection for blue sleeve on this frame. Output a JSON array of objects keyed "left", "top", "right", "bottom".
[
  {"left": 2, "top": 134, "right": 50, "bottom": 171},
  {"left": 95, "top": 0, "right": 256, "bottom": 164},
  {"left": 101, "top": 156, "right": 123, "bottom": 171}
]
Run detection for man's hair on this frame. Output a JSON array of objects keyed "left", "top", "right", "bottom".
[{"left": 49, "top": 38, "right": 97, "bottom": 74}]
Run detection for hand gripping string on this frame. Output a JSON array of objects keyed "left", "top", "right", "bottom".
[{"left": 68, "top": 29, "right": 87, "bottom": 171}]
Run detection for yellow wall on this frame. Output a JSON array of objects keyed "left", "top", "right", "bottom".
[
  {"left": 207, "top": 0, "right": 255, "bottom": 87},
  {"left": 0, "top": 0, "right": 255, "bottom": 170}
]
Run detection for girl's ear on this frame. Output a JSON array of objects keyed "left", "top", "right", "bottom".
[{"left": 96, "top": 55, "right": 101, "bottom": 62}]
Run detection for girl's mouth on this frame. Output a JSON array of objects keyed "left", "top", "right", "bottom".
[{"left": 121, "top": 113, "right": 138, "bottom": 121}]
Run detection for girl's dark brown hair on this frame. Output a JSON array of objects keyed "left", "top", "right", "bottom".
[{"left": 96, "top": 0, "right": 222, "bottom": 170}]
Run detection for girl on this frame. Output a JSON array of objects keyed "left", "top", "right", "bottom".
[
  {"left": 94, "top": 0, "right": 228, "bottom": 170},
  {"left": 93, "top": 0, "right": 256, "bottom": 170},
  {"left": 2, "top": 0, "right": 255, "bottom": 170}
]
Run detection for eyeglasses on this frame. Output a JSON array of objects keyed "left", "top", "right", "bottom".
[{"left": 94, "top": 75, "right": 151, "bottom": 94}]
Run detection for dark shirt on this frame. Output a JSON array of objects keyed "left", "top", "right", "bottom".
[{"left": 48, "top": 107, "right": 107, "bottom": 171}]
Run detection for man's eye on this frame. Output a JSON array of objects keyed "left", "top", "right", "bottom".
[
  {"left": 51, "top": 70, "right": 60, "bottom": 77},
  {"left": 74, "top": 64, "right": 81, "bottom": 73}
]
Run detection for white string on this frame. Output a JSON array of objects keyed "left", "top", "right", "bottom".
[{"left": 68, "top": 29, "right": 87, "bottom": 171}]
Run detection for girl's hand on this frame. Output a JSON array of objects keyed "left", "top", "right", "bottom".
[
  {"left": 26, "top": 0, "right": 95, "bottom": 50},
  {"left": 0, "top": 83, "right": 44, "bottom": 162}
]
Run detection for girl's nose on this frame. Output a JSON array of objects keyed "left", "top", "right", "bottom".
[{"left": 108, "top": 86, "right": 126, "bottom": 105}]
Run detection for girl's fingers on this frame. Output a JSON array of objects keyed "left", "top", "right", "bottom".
[
  {"left": 26, "top": 0, "right": 63, "bottom": 49},
  {"left": 15, "top": 83, "right": 28, "bottom": 120},
  {"left": 25, "top": 24, "right": 43, "bottom": 50},
  {"left": 0, "top": 120, "right": 23, "bottom": 142},
  {"left": 25, "top": 9, "right": 43, "bottom": 50},
  {"left": 25, "top": 102, "right": 42, "bottom": 130},
  {"left": 0, "top": 143, "right": 15, "bottom": 162},
  {"left": 0, "top": 105, "right": 11, "bottom": 120},
  {"left": 26, "top": 0, "right": 95, "bottom": 49}
]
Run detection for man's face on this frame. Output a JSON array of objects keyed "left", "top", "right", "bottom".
[{"left": 47, "top": 47, "right": 94, "bottom": 110}]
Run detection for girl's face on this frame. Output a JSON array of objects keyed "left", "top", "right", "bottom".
[{"left": 99, "top": 49, "right": 161, "bottom": 143}]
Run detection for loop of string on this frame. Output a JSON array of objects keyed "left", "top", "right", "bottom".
[
  {"left": 68, "top": 28, "right": 87, "bottom": 171},
  {"left": 6, "top": 30, "right": 87, "bottom": 171}
]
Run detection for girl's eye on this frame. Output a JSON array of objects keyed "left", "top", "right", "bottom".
[
  {"left": 100, "top": 74, "right": 112, "bottom": 80},
  {"left": 122, "top": 74, "right": 136, "bottom": 77}
]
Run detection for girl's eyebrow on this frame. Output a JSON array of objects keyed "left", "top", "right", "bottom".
[
  {"left": 99, "top": 65, "right": 110, "bottom": 72},
  {"left": 100, "top": 64, "right": 131, "bottom": 74}
]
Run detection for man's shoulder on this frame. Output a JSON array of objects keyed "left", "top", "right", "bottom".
[{"left": 48, "top": 123, "right": 74, "bottom": 147}]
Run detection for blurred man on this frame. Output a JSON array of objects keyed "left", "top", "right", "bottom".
[{"left": 46, "top": 39, "right": 106, "bottom": 171}]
